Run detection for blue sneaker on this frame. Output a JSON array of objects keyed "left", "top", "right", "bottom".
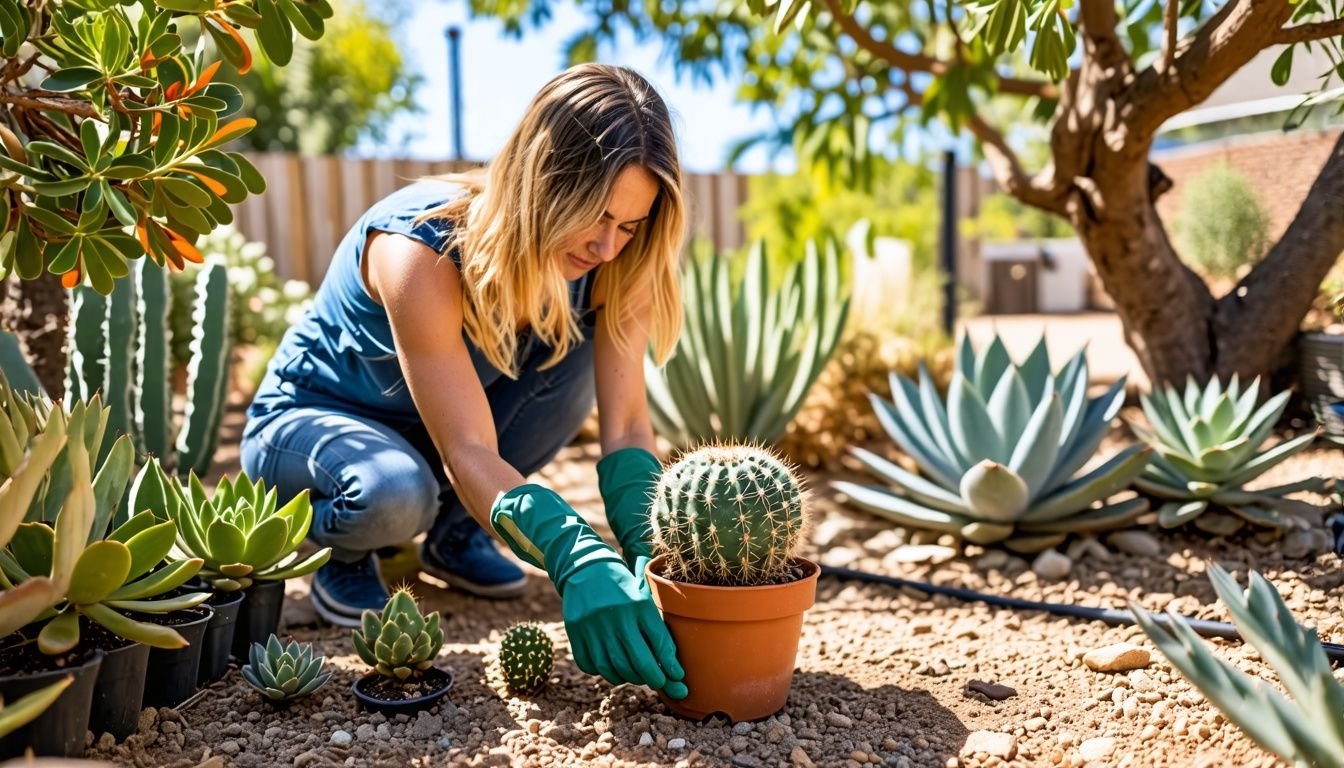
[
  {"left": 310, "top": 553, "right": 389, "bottom": 628},
  {"left": 420, "top": 526, "right": 528, "bottom": 599}
]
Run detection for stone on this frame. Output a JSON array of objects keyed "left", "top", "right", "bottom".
[
  {"left": 826, "top": 712, "right": 854, "bottom": 729},
  {"left": 1107, "top": 531, "right": 1162, "bottom": 558},
  {"left": 329, "top": 730, "right": 352, "bottom": 747},
  {"left": 965, "top": 679, "right": 1017, "bottom": 701},
  {"left": 668, "top": 738, "right": 688, "bottom": 749},
  {"left": 1031, "top": 549, "right": 1072, "bottom": 580},
  {"left": 138, "top": 708, "right": 158, "bottom": 733},
  {"left": 732, "top": 721, "right": 755, "bottom": 735},
  {"left": 790, "top": 745, "right": 816, "bottom": 768},
  {"left": 220, "top": 741, "right": 240, "bottom": 756},
  {"left": 962, "top": 730, "right": 1017, "bottom": 759},
  {"left": 820, "top": 546, "right": 864, "bottom": 568},
  {"left": 975, "top": 550, "right": 1010, "bottom": 570},
  {"left": 1084, "top": 643, "right": 1151, "bottom": 672},
  {"left": 639, "top": 732, "right": 654, "bottom": 746},
  {"left": 1079, "top": 737, "right": 1116, "bottom": 761},
  {"left": 354, "top": 724, "right": 376, "bottom": 742},
  {"left": 884, "top": 544, "right": 958, "bottom": 565}
]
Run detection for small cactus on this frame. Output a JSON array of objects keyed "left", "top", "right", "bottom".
[
  {"left": 498, "top": 623, "right": 553, "bottom": 694},
  {"left": 352, "top": 587, "right": 444, "bottom": 681},
  {"left": 651, "top": 444, "right": 807, "bottom": 586}
]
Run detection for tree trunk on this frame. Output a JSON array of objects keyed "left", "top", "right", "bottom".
[{"left": 1, "top": 272, "right": 68, "bottom": 399}]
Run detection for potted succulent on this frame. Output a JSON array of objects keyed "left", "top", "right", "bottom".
[
  {"left": 0, "top": 389, "right": 208, "bottom": 754},
  {"left": 350, "top": 587, "right": 453, "bottom": 715},
  {"left": 240, "top": 635, "right": 331, "bottom": 705},
  {"left": 643, "top": 444, "right": 819, "bottom": 723},
  {"left": 141, "top": 463, "right": 330, "bottom": 678}
]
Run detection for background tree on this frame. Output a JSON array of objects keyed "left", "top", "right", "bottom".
[
  {"left": 0, "top": 0, "right": 331, "bottom": 392},
  {"left": 467, "top": 0, "right": 1344, "bottom": 385}
]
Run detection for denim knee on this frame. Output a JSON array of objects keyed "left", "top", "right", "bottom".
[{"left": 328, "top": 454, "right": 439, "bottom": 546}]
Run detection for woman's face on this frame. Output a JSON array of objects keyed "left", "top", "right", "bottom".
[{"left": 557, "top": 164, "right": 659, "bottom": 281}]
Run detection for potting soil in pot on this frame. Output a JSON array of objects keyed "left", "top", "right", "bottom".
[{"left": 358, "top": 667, "right": 453, "bottom": 702}]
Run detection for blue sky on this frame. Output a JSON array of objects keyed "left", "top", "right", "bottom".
[{"left": 376, "top": 3, "right": 793, "bottom": 174}]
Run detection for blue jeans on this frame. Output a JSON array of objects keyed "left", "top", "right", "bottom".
[{"left": 240, "top": 338, "right": 596, "bottom": 563}]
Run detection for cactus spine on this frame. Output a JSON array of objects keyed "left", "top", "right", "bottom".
[
  {"left": 498, "top": 623, "right": 553, "bottom": 694},
  {"left": 66, "top": 257, "right": 231, "bottom": 478},
  {"left": 651, "top": 444, "right": 807, "bottom": 587}
]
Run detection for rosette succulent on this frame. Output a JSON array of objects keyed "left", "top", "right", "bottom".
[
  {"left": 143, "top": 463, "right": 331, "bottom": 591},
  {"left": 1132, "top": 376, "right": 1324, "bottom": 534},
  {"left": 834, "top": 334, "right": 1152, "bottom": 552},
  {"left": 352, "top": 588, "right": 444, "bottom": 681},
  {"left": 241, "top": 635, "right": 332, "bottom": 702},
  {"left": 498, "top": 623, "right": 553, "bottom": 694}
]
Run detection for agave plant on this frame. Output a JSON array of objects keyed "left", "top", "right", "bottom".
[
  {"left": 352, "top": 587, "right": 444, "bottom": 681},
  {"left": 833, "top": 334, "right": 1153, "bottom": 552},
  {"left": 644, "top": 238, "right": 850, "bottom": 447},
  {"left": 1133, "top": 564, "right": 1343, "bottom": 767},
  {"left": 142, "top": 463, "right": 331, "bottom": 591},
  {"left": 1132, "top": 376, "right": 1324, "bottom": 534},
  {"left": 241, "top": 635, "right": 332, "bottom": 702}
]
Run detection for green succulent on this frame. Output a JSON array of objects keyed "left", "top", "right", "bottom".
[
  {"left": 1133, "top": 564, "right": 1343, "bottom": 767},
  {"left": 0, "top": 375, "right": 207, "bottom": 654},
  {"left": 352, "top": 588, "right": 444, "bottom": 681},
  {"left": 498, "top": 623, "right": 553, "bottom": 694},
  {"left": 833, "top": 334, "right": 1153, "bottom": 552},
  {"left": 143, "top": 464, "right": 331, "bottom": 591},
  {"left": 1132, "top": 376, "right": 1324, "bottom": 534},
  {"left": 651, "top": 444, "right": 807, "bottom": 586},
  {"left": 241, "top": 635, "right": 332, "bottom": 702}
]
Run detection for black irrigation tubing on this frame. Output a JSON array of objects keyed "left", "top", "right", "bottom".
[{"left": 819, "top": 565, "right": 1344, "bottom": 664}]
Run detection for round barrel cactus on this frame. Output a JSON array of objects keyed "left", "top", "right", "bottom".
[
  {"left": 651, "top": 444, "right": 807, "bottom": 586},
  {"left": 498, "top": 623, "right": 553, "bottom": 694}
]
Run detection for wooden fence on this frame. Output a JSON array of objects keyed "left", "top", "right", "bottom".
[{"left": 229, "top": 153, "right": 751, "bottom": 285}]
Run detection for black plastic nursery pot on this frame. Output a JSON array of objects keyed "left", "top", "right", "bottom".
[
  {"left": 0, "top": 646, "right": 104, "bottom": 759},
  {"left": 351, "top": 667, "right": 454, "bottom": 716},
  {"left": 230, "top": 579, "right": 286, "bottom": 662},
  {"left": 196, "top": 589, "right": 245, "bottom": 685},
  {"left": 140, "top": 606, "right": 213, "bottom": 709},
  {"left": 87, "top": 636, "right": 150, "bottom": 742}
]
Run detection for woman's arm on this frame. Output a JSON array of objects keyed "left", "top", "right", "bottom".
[
  {"left": 363, "top": 231, "right": 523, "bottom": 535},
  {"left": 594, "top": 283, "right": 658, "bottom": 457}
]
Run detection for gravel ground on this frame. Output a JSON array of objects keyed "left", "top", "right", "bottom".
[{"left": 80, "top": 437, "right": 1344, "bottom": 768}]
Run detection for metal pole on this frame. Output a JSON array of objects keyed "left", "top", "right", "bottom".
[
  {"left": 446, "top": 26, "right": 464, "bottom": 162},
  {"left": 940, "top": 149, "right": 958, "bottom": 336}
]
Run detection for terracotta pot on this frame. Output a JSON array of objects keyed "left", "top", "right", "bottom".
[{"left": 644, "top": 555, "right": 820, "bottom": 723}]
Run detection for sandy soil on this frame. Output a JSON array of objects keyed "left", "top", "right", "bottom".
[{"left": 75, "top": 431, "right": 1344, "bottom": 768}]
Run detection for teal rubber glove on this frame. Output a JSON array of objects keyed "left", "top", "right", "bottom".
[
  {"left": 596, "top": 447, "right": 662, "bottom": 569},
  {"left": 490, "top": 484, "right": 688, "bottom": 698}
]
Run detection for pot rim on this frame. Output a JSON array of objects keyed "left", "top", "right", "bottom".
[
  {"left": 351, "top": 666, "right": 455, "bottom": 711},
  {"left": 644, "top": 555, "right": 820, "bottom": 622}
]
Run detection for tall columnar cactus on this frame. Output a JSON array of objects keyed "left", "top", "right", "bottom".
[
  {"left": 498, "top": 623, "right": 553, "bottom": 694},
  {"left": 645, "top": 239, "right": 850, "bottom": 447},
  {"left": 650, "top": 444, "right": 808, "bottom": 587},
  {"left": 833, "top": 334, "right": 1153, "bottom": 552},
  {"left": 1133, "top": 565, "right": 1344, "bottom": 767},
  {"left": 66, "top": 256, "right": 232, "bottom": 477}
]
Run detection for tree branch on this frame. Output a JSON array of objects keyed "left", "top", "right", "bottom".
[
  {"left": 1274, "top": 18, "right": 1344, "bottom": 44},
  {"left": 1161, "top": 0, "right": 1179, "bottom": 71},
  {"left": 965, "top": 113, "right": 1069, "bottom": 215},
  {"left": 0, "top": 93, "right": 100, "bottom": 119},
  {"left": 817, "top": 0, "right": 1059, "bottom": 99}
]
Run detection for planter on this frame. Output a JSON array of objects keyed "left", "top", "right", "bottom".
[
  {"left": 87, "top": 636, "right": 149, "bottom": 742},
  {"left": 0, "top": 645, "right": 104, "bottom": 759},
  {"left": 351, "top": 667, "right": 454, "bottom": 716},
  {"left": 141, "top": 606, "right": 213, "bottom": 709},
  {"left": 196, "top": 589, "right": 246, "bottom": 685},
  {"left": 1299, "top": 332, "right": 1344, "bottom": 436},
  {"left": 644, "top": 555, "right": 820, "bottom": 723},
  {"left": 231, "top": 579, "right": 286, "bottom": 662}
]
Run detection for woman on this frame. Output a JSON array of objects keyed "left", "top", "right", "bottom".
[{"left": 241, "top": 63, "right": 688, "bottom": 698}]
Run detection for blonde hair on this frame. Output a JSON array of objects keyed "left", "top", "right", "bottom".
[{"left": 422, "top": 64, "right": 685, "bottom": 377}]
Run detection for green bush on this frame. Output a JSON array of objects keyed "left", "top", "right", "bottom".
[{"left": 1175, "top": 164, "right": 1270, "bottom": 279}]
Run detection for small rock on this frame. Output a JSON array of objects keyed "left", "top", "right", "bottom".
[
  {"left": 1024, "top": 717, "right": 1048, "bottom": 732},
  {"left": 1079, "top": 737, "right": 1116, "bottom": 761},
  {"left": 411, "top": 712, "right": 442, "bottom": 740},
  {"left": 885, "top": 544, "right": 957, "bottom": 565},
  {"left": 138, "top": 708, "right": 158, "bottom": 733},
  {"left": 826, "top": 712, "right": 854, "bottom": 729},
  {"left": 1084, "top": 643, "right": 1151, "bottom": 672},
  {"left": 436, "top": 735, "right": 453, "bottom": 749},
  {"left": 863, "top": 529, "right": 905, "bottom": 553},
  {"left": 330, "top": 730, "right": 352, "bottom": 746},
  {"left": 1107, "top": 531, "right": 1162, "bottom": 557},
  {"left": 96, "top": 732, "right": 115, "bottom": 750},
  {"left": 820, "top": 546, "right": 863, "bottom": 568},
  {"left": 731, "top": 757, "right": 762, "bottom": 768},
  {"left": 220, "top": 740, "right": 240, "bottom": 756},
  {"left": 668, "top": 737, "right": 687, "bottom": 750},
  {"left": 732, "top": 721, "right": 754, "bottom": 735},
  {"left": 1031, "top": 549, "right": 1072, "bottom": 580},
  {"left": 962, "top": 730, "right": 1017, "bottom": 759},
  {"left": 790, "top": 745, "right": 816, "bottom": 768},
  {"left": 965, "top": 680, "right": 1017, "bottom": 701},
  {"left": 639, "top": 732, "right": 654, "bottom": 746},
  {"left": 354, "top": 724, "right": 376, "bottom": 742},
  {"left": 975, "top": 550, "right": 1009, "bottom": 570}
]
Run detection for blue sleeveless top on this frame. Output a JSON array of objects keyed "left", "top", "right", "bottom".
[{"left": 247, "top": 180, "right": 598, "bottom": 427}]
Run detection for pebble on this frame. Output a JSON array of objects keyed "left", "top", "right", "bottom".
[
  {"left": 329, "top": 730, "right": 352, "bottom": 747},
  {"left": 826, "top": 712, "right": 854, "bottom": 729},
  {"left": 1084, "top": 643, "right": 1151, "bottom": 672},
  {"left": 962, "top": 730, "right": 1016, "bottom": 759},
  {"left": 668, "top": 737, "right": 687, "bottom": 749},
  {"left": 885, "top": 544, "right": 958, "bottom": 565},
  {"left": 1032, "top": 549, "right": 1072, "bottom": 580},
  {"left": 638, "top": 732, "right": 654, "bottom": 746},
  {"left": 732, "top": 721, "right": 754, "bottom": 735},
  {"left": 1024, "top": 717, "right": 1048, "bottom": 732},
  {"left": 975, "top": 550, "right": 1009, "bottom": 570},
  {"left": 411, "top": 712, "right": 442, "bottom": 740},
  {"left": 965, "top": 680, "right": 1017, "bottom": 701},
  {"left": 1079, "top": 737, "right": 1116, "bottom": 761},
  {"left": 1108, "top": 531, "right": 1162, "bottom": 557},
  {"left": 220, "top": 740, "right": 240, "bottom": 756},
  {"left": 790, "top": 745, "right": 816, "bottom": 768},
  {"left": 354, "top": 724, "right": 376, "bottom": 742}
]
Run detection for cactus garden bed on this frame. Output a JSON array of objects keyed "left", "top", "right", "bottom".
[{"left": 76, "top": 437, "right": 1343, "bottom": 768}]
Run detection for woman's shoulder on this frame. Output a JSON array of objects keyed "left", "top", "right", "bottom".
[
  {"left": 363, "top": 179, "right": 470, "bottom": 257},
  {"left": 372, "top": 179, "right": 470, "bottom": 217}
]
